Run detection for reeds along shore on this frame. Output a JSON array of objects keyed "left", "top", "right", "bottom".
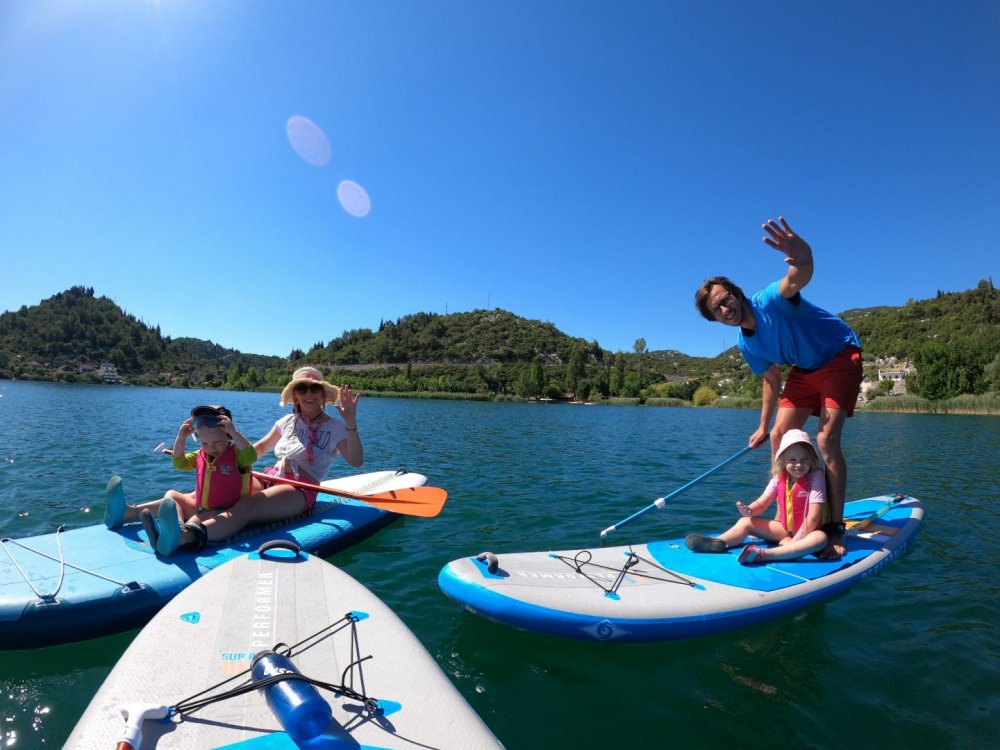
[
  {"left": 363, "top": 390, "right": 1000, "bottom": 414},
  {"left": 859, "top": 393, "right": 1000, "bottom": 415}
]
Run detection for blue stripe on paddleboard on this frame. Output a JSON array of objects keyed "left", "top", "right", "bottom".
[
  {"left": 438, "top": 561, "right": 862, "bottom": 643},
  {"left": 646, "top": 499, "right": 918, "bottom": 593}
]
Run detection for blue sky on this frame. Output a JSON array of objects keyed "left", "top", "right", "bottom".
[{"left": 2, "top": 1, "right": 998, "bottom": 359}]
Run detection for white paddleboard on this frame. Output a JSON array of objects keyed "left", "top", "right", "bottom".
[
  {"left": 68, "top": 542, "right": 504, "bottom": 749},
  {"left": 439, "top": 494, "right": 924, "bottom": 643}
]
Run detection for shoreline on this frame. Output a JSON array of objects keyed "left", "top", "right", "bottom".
[{"left": 5, "top": 376, "right": 999, "bottom": 415}]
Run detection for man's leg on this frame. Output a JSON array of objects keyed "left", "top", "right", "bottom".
[
  {"left": 816, "top": 406, "right": 849, "bottom": 559},
  {"left": 770, "top": 407, "right": 812, "bottom": 458}
]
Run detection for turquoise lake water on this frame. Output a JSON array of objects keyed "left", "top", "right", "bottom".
[{"left": 0, "top": 380, "right": 997, "bottom": 749}]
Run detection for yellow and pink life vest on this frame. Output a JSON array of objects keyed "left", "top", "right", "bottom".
[
  {"left": 777, "top": 473, "right": 812, "bottom": 535},
  {"left": 195, "top": 445, "right": 252, "bottom": 511}
]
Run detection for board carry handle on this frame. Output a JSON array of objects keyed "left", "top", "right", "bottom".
[
  {"left": 258, "top": 540, "right": 303, "bottom": 557},
  {"left": 600, "top": 439, "right": 764, "bottom": 539}
]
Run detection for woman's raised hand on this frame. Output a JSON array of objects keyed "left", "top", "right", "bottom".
[{"left": 336, "top": 384, "right": 360, "bottom": 428}]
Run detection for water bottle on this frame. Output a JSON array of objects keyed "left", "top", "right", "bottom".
[{"left": 251, "top": 650, "right": 333, "bottom": 740}]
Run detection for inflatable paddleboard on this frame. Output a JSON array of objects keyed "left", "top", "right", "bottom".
[
  {"left": 438, "top": 494, "right": 924, "bottom": 643},
  {"left": 68, "top": 541, "right": 503, "bottom": 749},
  {"left": 0, "top": 469, "right": 424, "bottom": 650}
]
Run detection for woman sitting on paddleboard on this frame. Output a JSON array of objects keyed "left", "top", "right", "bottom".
[
  {"left": 685, "top": 429, "right": 828, "bottom": 565},
  {"left": 148, "top": 366, "right": 363, "bottom": 556}
]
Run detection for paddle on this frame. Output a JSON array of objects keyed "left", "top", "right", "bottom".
[
  {"left": 846, "top": 493, "right": 906, "bottom": 535},
  {"left": 250, "top": 471, "right": 447, "bottom": 518},
  {"left": 599, "top": 441, "right": 761, "bottom": 539},
  {"left": 152, "top": 444, "right": 446, "bottom": 518}
]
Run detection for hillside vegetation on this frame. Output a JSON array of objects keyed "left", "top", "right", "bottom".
[{"left": 1, "top": 281, "right": 998, "bottom": 405}]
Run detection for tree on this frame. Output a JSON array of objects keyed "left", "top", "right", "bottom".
[
  {"left": 693, "top": 385, "right": 718, "bottom": 406},
  {"left": 633, "top": 337, "right": 647, "bottom": 385},
  {"left": 612, "top": 352, "right": 627, "bottom": 396},
  {"left": 531, "top": 357, "right": 546, "bottom": 397},
  {"left": 565, "top": 342, "right": 586, "bottom": 393}
]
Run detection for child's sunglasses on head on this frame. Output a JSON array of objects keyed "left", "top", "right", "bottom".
[
  {"left": 192, "top": 415, "right": 222, "bottom": 428},
  {"left": 294, "top": 383, "right": 325, "bottom": 394}
]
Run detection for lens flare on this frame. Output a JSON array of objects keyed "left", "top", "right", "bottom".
[
  {"left": 337, "top": 180, "right": 371, "bottom": 218},
  {"left": 286, "top": 115, "right": 331, "bottom": 166}
]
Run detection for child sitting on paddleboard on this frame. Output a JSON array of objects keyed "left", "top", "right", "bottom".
[
  {"left": 104, "top": 405, "right": 258, "bottom": 553},
  {"left": 685, "top": 429, "right": 829, "bottom": 565}
]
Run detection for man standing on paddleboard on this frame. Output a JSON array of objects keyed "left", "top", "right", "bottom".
[{"left": 694, "top": 217, "right": 863, "bottom": 559}]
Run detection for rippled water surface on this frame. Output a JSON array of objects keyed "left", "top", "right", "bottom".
[{"left": 1, "top": 381, "right": 997, "bottom": 748}]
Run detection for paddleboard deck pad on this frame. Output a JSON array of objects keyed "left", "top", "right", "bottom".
[
  {"left": 69, "top": 542, "right": 503, "bottom": 749},
  {"left": 0, "top": 469, "right": 424, "bottom": 650},
  {"left": 439, "top": 494, "right": 924, "bottom": 643}
]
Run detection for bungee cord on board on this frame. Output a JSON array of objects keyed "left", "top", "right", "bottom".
[
  {"left": 0, "top": 526, "right": 142, "bottom": 602},
  {"left": 550, "top": 546, "right": 697, "bottom": 596},
  {"left": 171, "top": 612, "right": 385, "bottom": 719}
]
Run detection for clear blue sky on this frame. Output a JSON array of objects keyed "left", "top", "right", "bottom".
[{"left": 2, "top": 1, "right": 998, "bottom": 359}]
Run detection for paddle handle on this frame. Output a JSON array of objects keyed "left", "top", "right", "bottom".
[
  {"left": 600, "top": 442, "right": 759, "bottom": 539},
  {"left": 600, "top": 498, "right": 666, "bottom": 538},
  {"left": 251, "top": 471, "right": 375, "bottom": 502}
]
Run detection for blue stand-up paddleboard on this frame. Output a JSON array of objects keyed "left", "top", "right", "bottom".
[
  {"left": 439, "top": 494, "right": 924, "bottom": 643},
  {"left": 0, "top": 470, "right": 425, "bottom": 650},
  {"left": 68, "top": 541, "right": 504, "bottom": 749}
]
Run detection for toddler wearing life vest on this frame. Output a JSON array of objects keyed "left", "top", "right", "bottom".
[
  {"left": 104, "top": 405, "right": 258, "bottom": 555},
  {"left": 684, "top": 429, "right": 829, "bottom": 565}
]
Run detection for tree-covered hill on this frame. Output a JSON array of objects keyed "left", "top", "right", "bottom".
[
  {"left": 2, "top": 280, "right": 997, "bottom": 402},
  {"left": 0, "top": 286, "right": 283, "bottom": 386},
  {"left": 842, "top": 279, "right": 1000, "bottom": 400},
  {"left": 307, "top": 309, "right": 605, "bottom": 365},
  {"left": 841, "top": 279, "right": 1000, "bottom": 359}
]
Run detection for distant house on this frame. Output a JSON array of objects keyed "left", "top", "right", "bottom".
[
  {"left": 878, "top": 363, "right": 915, "bottom": 395},
  {"left": 99, "top": 363, "right": 122, "bottom": 384}
]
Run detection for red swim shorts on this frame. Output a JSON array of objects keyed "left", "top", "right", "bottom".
[{"left": 780, "top": 346, "right": 863, "bottom": 417}]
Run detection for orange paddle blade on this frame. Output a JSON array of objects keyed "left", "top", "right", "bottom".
[
  {"left": 357, "top": 486, "right": 448, "bottom": 518},
  {"left": 251, "top": 472, "right": 447, "bottom": 518}
]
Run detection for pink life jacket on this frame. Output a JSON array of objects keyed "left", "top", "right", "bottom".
[
  {"left": 776, "top": 473, "right": 811, "bottom": 535},
  {"left": 195, "top": 444, "right": 251, "bottom": 511}
]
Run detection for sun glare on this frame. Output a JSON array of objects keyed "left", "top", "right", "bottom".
[
  {"left": 285, "top": 115, "right": 331, "bottom": 166},
  {"left": 337, "top": 180, "right": 371, "bottom": 218}
]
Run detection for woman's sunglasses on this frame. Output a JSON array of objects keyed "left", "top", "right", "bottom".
[{"left": 294, "top": 383, "right": 325, "bottom": 395}]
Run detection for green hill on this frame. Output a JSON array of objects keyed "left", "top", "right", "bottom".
[
  {"left": 0, "top": 286, "right": 283, "bottom": 387},
  {"left": 2, "top": 280, "right": 997, "bottom": 402}
]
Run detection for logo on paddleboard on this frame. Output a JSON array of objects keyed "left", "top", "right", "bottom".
[{"left": 581, "top": 619, "right": 630, "bottom": 641}]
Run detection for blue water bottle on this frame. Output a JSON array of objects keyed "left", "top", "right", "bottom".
[{"left": 251, "top": 650, "right": 333, "bottom": 740}]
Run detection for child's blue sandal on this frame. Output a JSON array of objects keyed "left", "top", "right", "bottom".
[
  {"left": 104, "top": 476, "right": 128, "bottom": 529},
  {"left": 156, "top": 499, "right": 183, "bottom": 556}
]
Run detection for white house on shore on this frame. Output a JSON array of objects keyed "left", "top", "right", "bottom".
[{"left": 99, "top": 363, "right": 121, "bottom": 384}]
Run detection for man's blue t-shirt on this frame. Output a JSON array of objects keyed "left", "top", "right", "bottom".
[{"left": 737, "top": 281, "right": 861, "bottom": 375}]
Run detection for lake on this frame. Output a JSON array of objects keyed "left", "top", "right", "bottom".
[{"left": 0, "top": 380, "right": 997, "bottom": 749}]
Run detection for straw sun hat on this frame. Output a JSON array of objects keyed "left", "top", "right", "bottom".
[{"left": 279, "top": 366, "right": 341, "bottom": 407}]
